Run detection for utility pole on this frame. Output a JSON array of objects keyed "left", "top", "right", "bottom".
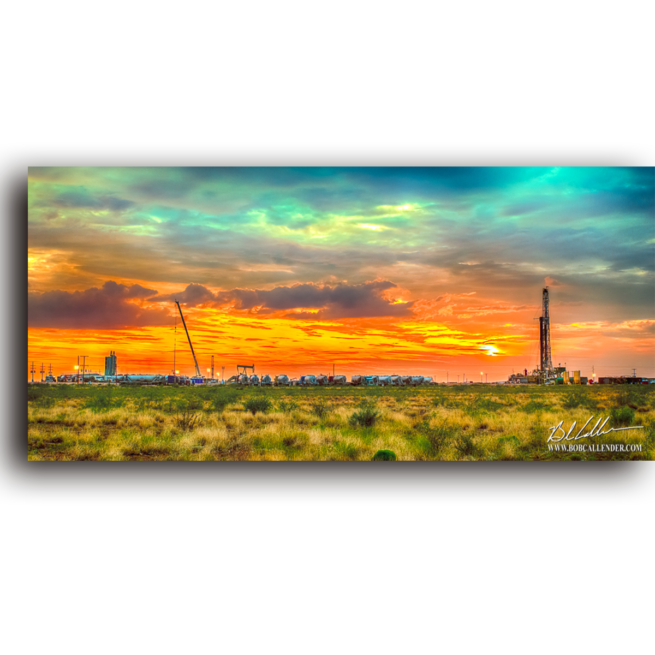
[
  {"left": 80, "top": 355, "right": 88, "bottom": 384},
  {"left": 211, "top": 355, "right": 215, "bottom": 379},
  {"left": 30, "top": 361, "right": 35, "bottom": 383},
  {"left": 40, "top": 363, "right": 44, "bottom": 383},
  {"left": 633, "top": 368, "right": 636, "bottom": 378}
]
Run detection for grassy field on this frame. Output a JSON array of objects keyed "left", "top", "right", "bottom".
[{"left": 27, "top": 383, "right": 655, "bottom": 461}]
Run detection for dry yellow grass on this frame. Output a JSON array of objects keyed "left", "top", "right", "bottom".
[{"left": 27, "top": 384, "right": 655, "bottom": 461}]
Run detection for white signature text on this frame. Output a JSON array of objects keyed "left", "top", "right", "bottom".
[{"left": 547, "top": 416, "right": 644, "bottom": 443}]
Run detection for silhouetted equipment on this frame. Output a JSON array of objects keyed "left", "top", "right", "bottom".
[
  {"left": 237, "top": 364, "right": 254, "bottom": 375},
  {"left": 175, "top": 300, "right": 201, "bottom": 378}
]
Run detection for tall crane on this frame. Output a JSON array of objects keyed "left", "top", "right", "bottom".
[{"left": 175, "top": 300, "right": 201, "bottom": 378}]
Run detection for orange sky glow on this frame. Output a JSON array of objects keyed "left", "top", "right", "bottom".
[{"left": 28, "top": 167, "right": 654, "bottom": 381}]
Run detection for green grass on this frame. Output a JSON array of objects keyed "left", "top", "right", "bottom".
[{"left": 27, "top": 383, "right": 654, "bottom": 461}]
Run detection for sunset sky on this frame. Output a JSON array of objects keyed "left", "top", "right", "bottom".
[{"left": 28, "top": 167, "right": 654, "bottom": 381}]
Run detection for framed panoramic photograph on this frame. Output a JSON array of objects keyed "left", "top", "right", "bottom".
[{"left": 27, "top": 167, "right": 654, "bottom": 461}]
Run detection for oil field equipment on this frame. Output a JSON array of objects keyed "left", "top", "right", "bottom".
[
  {"left": 175, "top": 301, "right": 202, "bottom": 378},
  {"left": 539, "top": 287, "right": 554, "bottom": 380}
]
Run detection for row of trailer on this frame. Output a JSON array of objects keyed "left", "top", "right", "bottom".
[
  {"left": 48, "top": 372, "right": 436, "bottom": 387},
  {"left": 224, "top": 373, "right": 435, "bottom": 387}
]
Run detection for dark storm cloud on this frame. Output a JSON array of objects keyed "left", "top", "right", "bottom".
[
  {"left": 28, "top": 281, "right": 170, "bottom": 329},
  {"left": 153, "top": 280, "right": 415, "bottom": 319},
  {"left": 155, "top": 283, "right": 217, "bottom": 306}
]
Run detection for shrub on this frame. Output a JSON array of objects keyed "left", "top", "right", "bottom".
[
  {"left": 453, "top": 434, "right": 478, "bottom": 458},
  {"left": 173, "top": 408, "right": 200, "bottom": 431},
  {"left": 415, "top": 417, "right": 450, "bottom": 455},
  {"left": 610, "top": 406, "right": 635, "bottom": 427},
  {"left": 371, "top": 449, "right": 397, "bottom": 461},
  {"left": 244, "top": 396, "right": 272, "bottom": 415},
  {"left": 84, "top": 388, "right": 122, "bottom": 412},
  {"left": 562, "top": 393, "right": 582, "bottom": 409},
  {"left": 348, "top": 401, "right": 380, "bottom": 428},
  {"left": 277, "top": 399, "right": 299, "bottom": 413},
  {"left": 310, "top": 398, "right": 331, "bottom": 419},
  {"left": 211, "top": 389, "right": 239, "bottom": 413}
]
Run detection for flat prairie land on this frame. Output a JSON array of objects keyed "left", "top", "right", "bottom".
[{"left": 27, "top": 384, "right": 655, "bottom": 461}]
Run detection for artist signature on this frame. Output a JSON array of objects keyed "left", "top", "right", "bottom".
[{"left": 547, "top": 416, "right": 644, "bottom": 443}]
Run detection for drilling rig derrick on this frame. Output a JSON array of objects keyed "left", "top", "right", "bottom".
[{"left": 539, "top": 287, "right": 553, "bottom": 380}]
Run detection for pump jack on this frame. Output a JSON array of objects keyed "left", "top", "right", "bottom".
[{"left": 175, "top": 300, "right": 202, "bottom": 378}]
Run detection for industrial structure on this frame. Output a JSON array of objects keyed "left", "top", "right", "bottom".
[
  {"left": 539, "top": 287, "right": 553, "bottom": 379},
  {"left": 175, "top": 300, "right": 201, "bottom": 379},
  {"left": 104, "top": 351, "right": 117, "bottom": 377},
  {"left": 30, "top": 289, "right": 653, "bottom": 386}
]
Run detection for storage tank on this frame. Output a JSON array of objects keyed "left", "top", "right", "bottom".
[
  {"left": 261, "top": 374, "right": 272, "bottom": 385},
  {"left": 275, "top": 374, "right": 290, "bottom": 386},
  {"left": 364, "top": 375, "right": 379, "bottom": 386},
  {"left": 351, "top": 375, "right": 363, "bottom": 386},
  {"left": 332, "top": 375, "right": 347, "bottom": 385},
  {"left": 121, "top": 374, "right": 167, "bottom": 385},
  {"left": 410, "top": 376, "right": 424, "bottom": 386},
  {"left": 378, "top": 376, "right": 391, "bottom": 386},
  {"left": 316, "top": 374, "right": 329, "bottom": 385},
  {"left": 573, "top": 370, "right": 581, "bottom": 385},
  {"left": 422, "top": 377, "right": 433, "bottom": 385}
]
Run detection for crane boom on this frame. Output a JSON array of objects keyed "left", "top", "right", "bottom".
[{"left": 175, "top": 301, "right": 201, "bottom": 378}]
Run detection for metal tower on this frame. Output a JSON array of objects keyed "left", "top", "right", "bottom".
[{"left": 539, "top": 287, "right": 553, "bottom": 375}]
